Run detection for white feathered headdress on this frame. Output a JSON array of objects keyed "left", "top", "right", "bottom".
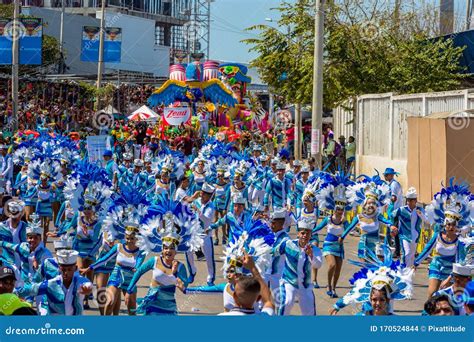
[
  {"left": 137, "top": 193, "right": 204, "bottom": 254},
  {"left": 222, "top": 217, "right": 275, "bottom": 275}
]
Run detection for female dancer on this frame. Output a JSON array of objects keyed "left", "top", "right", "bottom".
[
  {"left": 342, "top": 180, "right": 393, "bottom": 259},
  {"left": 331, "top": 244, "right": 413, "bottom": 315},
  {"left": 416, "top": 178, "right": 471, "bottom": 297},
  {"left": 126, "top": 193, "right": 202, "bottom": 315},
  {"left": 313, "top": 173, "right": 354, "bottom": 298},
  {"left": 82, "top": 226, "right": 146, "bottom": 315},
  {"left": 63, "top": 160, "right": 113, "bottom": 309},
  {"left": 35, "top": 173, "right": 54, "bottom": 244}
]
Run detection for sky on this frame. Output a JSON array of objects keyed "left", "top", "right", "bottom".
[
  {"left": 209, "top": 0, "right": 473, "bottom": 64},
  {"left": 209, "top": 0, "right": 288, "bottom": 63}
]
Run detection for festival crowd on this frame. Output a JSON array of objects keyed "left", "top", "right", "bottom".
[{"left": 0, "top": 86, "right": 471, "bottom": 317}]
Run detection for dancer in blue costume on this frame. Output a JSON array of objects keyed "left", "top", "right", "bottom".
[
  {"left": 0, "top": 214, "right": 52, "bottom": 285},
  {"left": 62, "top": 160, "right": 113, "bottom": 309},
  {"left": 22, "top": 250, "right": 92, "bottom": 316},
  {"left": 330, "top": 243, "right": 413, "bottom": 315},
  {"left": 264, "top": 163, "right": 292, "bottom": 213},
  {"left": 390, "top": 187, "right": 428, "bottom": 267},
  {"left": 416, "top": 178, "right": 471, "bottom": 298},
  {"left": 276, "top": 219, "right": 323, "bottom": 316},
  {"left": 0, "top": 200, "right": 28, "bottom": 266},
  {"left": 186, "top": 215, "right": 274, "bottom": 312},
  {"left": 82, "top": 181, "right": 150, "bottom": 315},
  {"left": 126, "top": 193, "right": 203, "bottom": 315},
  {"left": 313, "top": 171, "right": 355, "bottom": 298},
  {"left": 265, "top": 209, "right": 290, "bottom": 301},
  {"left": 212, "top": 165, "right": 231, "bottom": 245},
  {"left": 342, "top": 178, "right": 393, "bottom": 259}
]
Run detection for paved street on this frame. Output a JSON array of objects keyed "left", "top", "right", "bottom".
[{"left": 70, "top": 231, "right": 429, "bottom": 316}]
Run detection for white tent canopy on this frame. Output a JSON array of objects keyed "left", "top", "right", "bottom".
[
  {"left": 101, "top": 104, "right": 119, "bottom": 115},
  {"left": 127, "top": 105, "right": 159, "bottom": 121}
]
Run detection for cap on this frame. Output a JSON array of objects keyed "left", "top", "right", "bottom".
[
  {"left": 0, "top": 266, "right": 16, "bottom": 280},
  {"left": 202, "top": 183, "right": 215, "bottom": 194},
  {"left": 26, "top": 214, "right": 43, "bottom": 236},
  {"left": 293, "top": 160, "right": 302, "bottom": 167},
  {"left": 56, "top": 250, "right": 79, "bottom": 265},
  {"left": 5, "top": 199, "right": 25, "bottom": 218},
  {"left": 123, "top": 153, "right": 133, "bottom": 161},
  {"left": 0, "top": 294, "right": 32, "bottom": 316},
  {"left": 271, "top": 209, "right": 287, "bottom": 221},
  {"left": 271, "top": 158, "right": 279, "bottom": 165},
  {"left": 53, "top": 238, "right": 73, "bottom": 250},
  {"left": 301, "top": 166, "right": 310, "bottom": 173},
  {"left": 405, "top": 187, "right": 418, "bottom": 199},
  {"left": 134, "top": 159, "right": 144, "bottom": 167},
  {"left": 276, "top": 163, "right": 286, "bottom": 170},
  {"left": 297, "top": 220, "right": 312, "bottom": 231},
  {"left": 452, "top": 263, "right": 474, "bottom": 277},
  {"left": 103, "top": 149, "right": 113, "bottom": 157},
  {"left": 233, "top": 195, "right": 247, "bottom": 205}
]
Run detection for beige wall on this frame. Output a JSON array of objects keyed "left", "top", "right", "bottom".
[{"left": 356, "top": 154, "right": 408, "bottom": 191}]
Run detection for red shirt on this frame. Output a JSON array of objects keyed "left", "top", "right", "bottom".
[{"left": 286, "top": 127, "right": 295, "bottom": 142}]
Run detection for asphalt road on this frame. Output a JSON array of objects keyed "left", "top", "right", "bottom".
[{"left": 68, "top": 231, "right": 430, "bottom": 316}]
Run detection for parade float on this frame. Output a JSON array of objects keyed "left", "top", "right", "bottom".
[{"left": 147, "top": 59, "right": 269, "bottom": 139}]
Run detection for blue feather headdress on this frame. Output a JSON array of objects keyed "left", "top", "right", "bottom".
[
  {"left": 337, "top": 244, "right": 414, "bottom": 309},
  {"left": 223, "top": 216, "right": 275, "bottom": 275},
  {"left": 137, "top": 193, "right": 204, "bottom": 254},
  {"left": 63, "top": 159, "right": 112, "bottom": 213},
  {"left": 316, "top": 171, "right": 355, "bottom": 211},
  {"left": 103, "top": 182, "right": 151, "bottom": 242},
  {"left": 26, "top": 158, "right": 62, "bottom": 182},
  {"left": 425, "top": 177, "right": 472, "bottom": 227}
]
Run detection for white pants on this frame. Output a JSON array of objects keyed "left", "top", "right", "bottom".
[
  {"left": 401, "top": 239, "right": 417, "bottom": 267},
  {"left": 278, "top": 282, "right": 316, "bottom": 316},
  {"left": 185, "top": 251, "right": 197, "bottom": 276},
  {"left": 251, "top": 189, "right": 265, "bottom": 206},
  {"left": 202, "top": 235, "right": 216, "bottom": 284}
]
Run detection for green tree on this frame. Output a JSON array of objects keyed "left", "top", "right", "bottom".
[{"left": 244, "top": 0, "right": 467, "bottom": 109}]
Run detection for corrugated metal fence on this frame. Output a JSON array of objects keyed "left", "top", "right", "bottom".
[{"left": 333, "top": 89, "right": 474, "bottom": 161}]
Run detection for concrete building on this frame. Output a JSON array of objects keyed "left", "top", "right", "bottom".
[{"left": 17, "top": 0, "right": 193, "bottom": 77}]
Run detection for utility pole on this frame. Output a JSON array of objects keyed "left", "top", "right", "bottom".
[
  {"left": 96, "top": 0, "right": 106, "bottom": 110},
  {"left": 11, "top": 0, "right": 20, "bottom": 133},
  {"left": 466, "top": 0, "right": 472, "bottom": 31},
  {"left": 58, "top": 0, "right": 65, "bottom": 74},
  {"left": 311, "top": 0, "right": 324, "bottom": 167},
  {"left": 294, "top": 103, "right": 301, "bottom": 159}
]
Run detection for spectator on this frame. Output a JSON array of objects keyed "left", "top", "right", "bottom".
[
  {"left": 0, "top": 265, "right": 16, "bottom": 295},
  {"left": 424, "top": 294, "right": 455, "bottom": 316},
  {"left": 285, "top": 124, "right": 295, "bottom": 158},
  {"left": 345, "top": 136, "right": 356, "bottom": 173}
]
